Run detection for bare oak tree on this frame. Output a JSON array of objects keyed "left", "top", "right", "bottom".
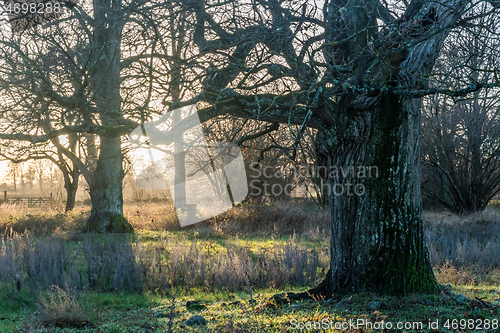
[{"left": 166, "top": 0, "right": 500, "bottom": 296}]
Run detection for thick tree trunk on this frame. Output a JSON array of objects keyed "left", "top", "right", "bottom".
[
  {"left": 307, "top": 93, "right": 438, "bottom": 298},
  {"left": 83, "top": 0, "right": 132, "bottom": 232},
  {"left": 296, "top": 0, "right": 468, "bottom": 300},
  {"left": 84, "top": 136, "right": 132, "bottom": 232}
]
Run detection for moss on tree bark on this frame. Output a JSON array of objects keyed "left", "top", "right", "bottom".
[{"left": 302, "top": 93, "right": 439, "bottom": 299}]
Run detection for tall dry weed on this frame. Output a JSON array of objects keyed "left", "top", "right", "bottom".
[{"left": 36, "top": 285, "right": 93, "bottom": 329}]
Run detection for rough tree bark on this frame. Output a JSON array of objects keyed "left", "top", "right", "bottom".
[
  {"left": 296, "top": 0, "right": 467, "bottom": 298},
  {"left": 177, "top": 0, "right": 482, "bottom": 298},
  {"left": 83, "top": 0, "right": 132, "bottom": 232},
  {"left": 85, "top": 136, "right": 131, "bottom": 232},
  {"left": 306, "top": 95, "right": 437, "bottom": 297}
]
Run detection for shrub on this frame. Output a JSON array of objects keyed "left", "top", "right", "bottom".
[{"left": 36, "top": 285, "right": 93, "bottom": 329}]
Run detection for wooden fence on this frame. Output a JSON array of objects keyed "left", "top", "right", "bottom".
[{"left": 2, "top": 191, "right": 52, "bottom": 207}]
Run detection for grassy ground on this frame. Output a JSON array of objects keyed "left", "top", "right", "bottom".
[
  {"left": 2, "top": 286, "right": 500, "bottom": 332},
  {"left": 0, "top": 199, "right": 499, "bottom": 332}
]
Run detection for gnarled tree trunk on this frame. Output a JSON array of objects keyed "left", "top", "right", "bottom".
[
  {"left": 294, "top": 0, "right": 468, "bottom": 299},
  {"left": 307, "top": 94, "right": 438, "bottom": 298}
]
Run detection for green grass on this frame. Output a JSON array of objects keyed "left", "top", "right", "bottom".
[
  {"left": 2, "top": 200, "right": 500, "bottom": 332},
  {"left": 1, "top": 286, "right": 500, "bottom": 332}
]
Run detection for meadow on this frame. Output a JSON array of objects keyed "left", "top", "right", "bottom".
[{"left": 0, "top": 199, "right": 500, "bottom": 332}]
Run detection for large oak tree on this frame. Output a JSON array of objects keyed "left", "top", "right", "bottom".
[{"left": 168, "top": 0, "right": 500, "bottom": 296}]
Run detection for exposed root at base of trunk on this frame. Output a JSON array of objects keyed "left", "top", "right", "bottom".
[
  {"left": 84, "top": 212, "right": 134, "bottom": 233},
  {"left": 270, "top": 269, "right": 334, "bottom": 304}
]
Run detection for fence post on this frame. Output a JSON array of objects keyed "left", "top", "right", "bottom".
[
  {"left": 3, "top": 191, "right": 6, "bottom": 202},
  {"left": 50, "top": 193, "right": 53, "bottom": 202}
]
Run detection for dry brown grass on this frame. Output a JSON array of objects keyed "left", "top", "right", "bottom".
[
  {"left": 35, "top": 286, "right": 93, "bottom": 329},
  {"left": 177, "top": 199, "right": 331, "bottom": 238},
  {"left": 123, "top": 199, "right": 179, "bottom": 230},
  {"left": 2, "top": 199, "right": 500, "bottom": 290},
  {"left": 424, "top": 208, "right": 500, "bottom": 269},
  {"left": 0, "top": 198, "right": 331, "bottom": 237},
  {"left": 434, "top": 261, "right": 500, "bottom": 287},
  {"left": 0, "top": 203, "right": 87, "bottom": 235},
  {"left": 423, "top": 208, "right": 500, "bottom": 228},
  {"left": 121, "top": 198, "right": 332, "bottom": 239},
  {"left": 0, "top": 229, "right": 328, "bottom": 295},
  {"left": 424, "top": 208, "right": 500, "bottom": 286}
]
